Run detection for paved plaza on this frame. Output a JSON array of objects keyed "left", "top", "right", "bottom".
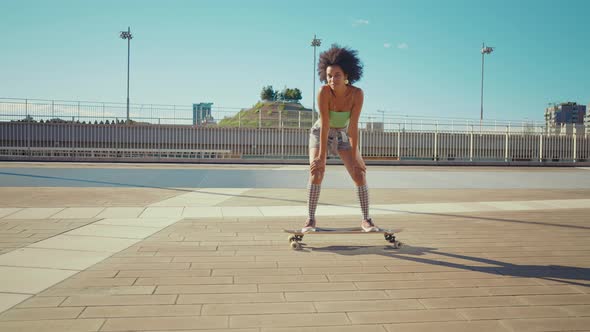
[{"left": 0, "top": 163, "right": 589, "bottom": 331}]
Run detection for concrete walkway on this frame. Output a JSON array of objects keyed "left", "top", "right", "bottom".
[{"left": 0, "top": 163, "right": 589, "bottom": 331}]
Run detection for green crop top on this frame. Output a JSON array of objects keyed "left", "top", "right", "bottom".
[{"left": 329, "top": 111, "right": 350, "bottom": 128}]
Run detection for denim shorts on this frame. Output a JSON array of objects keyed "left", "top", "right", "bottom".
[{"left": 308, "top": 124, "right": 352, "bottom": 156}]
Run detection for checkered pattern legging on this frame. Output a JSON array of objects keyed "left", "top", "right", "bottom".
[
  {"left": 307, "top": 183, "right": 321, "bottom": 221},
  {"left": 356, "top": 184, "right": 370, "bottom": 221}
]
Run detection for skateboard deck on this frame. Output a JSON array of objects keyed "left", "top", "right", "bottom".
[{"left": 283, "top": 227, "right": 403, "bottom": 249}]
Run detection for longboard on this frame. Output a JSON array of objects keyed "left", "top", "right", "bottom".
[{"left": 283, "top": 227, "right": 403, "bottom": 250}]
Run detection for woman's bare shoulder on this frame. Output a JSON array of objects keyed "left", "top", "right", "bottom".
[
  {"left": 351, "top": 85, "right": 363, "bottom": 94},
  {"left": 319, "top": 84, "right": 331, "bottom": 94},
  {"left": 350, "top": 86, "right": 364, "bottom": 99}
]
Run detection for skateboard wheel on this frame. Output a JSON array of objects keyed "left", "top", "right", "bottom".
[
  {"left": 288, "top": 235, "right": 296, "bottom": 242},
  {"left": 291, "top": 241, "right": 301, "bottom": 250}
]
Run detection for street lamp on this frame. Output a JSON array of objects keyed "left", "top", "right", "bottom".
[
  {"left": 311, "top": 34, "right": 322, "bottom": 124},
  {"left": 120, "top": 27, "right": 133, "bottom": 123},
  {"left": 480, "top": 42, "right": 494, "bottom": 125}
]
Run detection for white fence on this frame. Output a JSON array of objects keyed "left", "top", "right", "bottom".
[{"left": 1, "top": 121, "right": 588, "bottom": 164}]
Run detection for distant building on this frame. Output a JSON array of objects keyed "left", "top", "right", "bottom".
[
  {"left": 193, "top": 103, "right": 214, "bottom": 125},
  {"left": 366, "top": 121, "right": 384, "bottom": 132},
  {"left": 586, "top": 103, "right": 590, "bottom": 134},
  {"left": 545, "top": 102, "right": 586, "bottom": 135}
]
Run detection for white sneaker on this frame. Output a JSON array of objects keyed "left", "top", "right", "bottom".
[
  {"left": 361, "top": 218, "right": 379, "bottom": 232},
  {"left": 301, "top": 219, "right": 316, "bottom": 233}
]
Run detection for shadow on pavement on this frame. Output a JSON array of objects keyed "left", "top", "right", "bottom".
[{"left": 306, "top": 244, "right": 590, "bottom": 288}]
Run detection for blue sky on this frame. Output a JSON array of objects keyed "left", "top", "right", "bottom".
[{"left": 1, "top": 0, "right": 588, "bottom": 122}]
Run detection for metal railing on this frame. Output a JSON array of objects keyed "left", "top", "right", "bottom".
[
  {"left": 1, "top": 121, "right": 588, "bottom": 164},
  {"left": 2, "top": 97, "right": 588, "bottom": 164},
  {"left": 1, "top": 97, "right": 549, "bottom": 133}
]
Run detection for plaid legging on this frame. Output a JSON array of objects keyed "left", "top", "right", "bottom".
[
  {"left": 307, "top": 183, "right": 321, "bottom": 221},
  {"left": 356, "top": 184, "right": 370, "bottom": 221}
]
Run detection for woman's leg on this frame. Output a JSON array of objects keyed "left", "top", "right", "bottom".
[
  {"left": 338, "top": 148, "right": 378, "bottom": 231},
  {"left": 304, "top": 147, "right": 324, "bottom": 230}
]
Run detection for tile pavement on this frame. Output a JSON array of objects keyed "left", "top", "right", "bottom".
[{"left": 0, "top": 166, "right": 589, "bottom": 331}]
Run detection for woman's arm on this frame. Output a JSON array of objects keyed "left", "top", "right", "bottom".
[
  {"left": 317, "top": 85, "right": 331, "bottom": 160},
  {"left": 348, "top": 87, "right": 364, "bottom": 160}
]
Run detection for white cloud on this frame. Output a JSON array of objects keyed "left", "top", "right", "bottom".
[
  {"left": 352, "top": 19, "right": 369, "bottom": 27},
  {"left": 398, "top": 42, "right": 409, "bottom": 49},
  {"left": 384, "top": 43, "right": 391, "bottom": 48}
]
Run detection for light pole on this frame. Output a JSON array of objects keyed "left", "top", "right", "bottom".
[
  {"left": 120, "top": 27, "right": 133, "bottom": 123},
  {"left": 480, "top": 42, "right": 494, "bottom": 126},
  {"left": 311, "top": 34, "right": 322, "bottom": 124}
]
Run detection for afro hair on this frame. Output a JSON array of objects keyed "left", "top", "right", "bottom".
[{"left": 317, "top": 44, "right": 363, "bottom": 84}]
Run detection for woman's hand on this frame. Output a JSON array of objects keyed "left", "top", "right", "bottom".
[
  {"left": 352, "top": 155, "right": 366, "bottom": 173},
  {"left": 310, "top": 155, "right": 326, "bottom": 173}
]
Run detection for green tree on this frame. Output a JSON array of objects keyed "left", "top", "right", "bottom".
[
  {"left": 260, "top": 85, "right": 276, "bottom": 101},
  {"left": 290, "top": 88, "right": 302, "bottom": 101},
  {"left": 261, "top": 85, "right": 302, "bottom": 102},
  {"left": 281, "top": 88, "right": 303, "bottom": 102}
]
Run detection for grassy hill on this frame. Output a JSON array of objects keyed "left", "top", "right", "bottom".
[{"left": 217, "top": 101, "right": 317, "bottom": 128}]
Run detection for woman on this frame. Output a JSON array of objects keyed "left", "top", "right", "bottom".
[{"left": 303, "top": 44, "right": 378, "bottom": 232}]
